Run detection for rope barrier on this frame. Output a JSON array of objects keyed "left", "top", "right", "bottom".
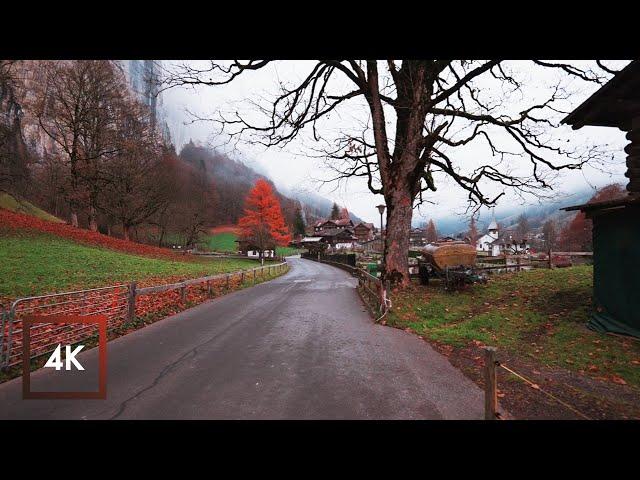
[{"left": 496, "top": 361, "right": 592, "bottom": 420}]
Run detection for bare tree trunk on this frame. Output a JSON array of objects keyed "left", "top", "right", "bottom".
[
  {"left": 123, "top": 224, "right": 130, "bottom": 241},
  {"left": 383, "top": 186, "right": 413, "bottom": 286},
  {"left": 70, "top": 211, "right": 79, "bottom": 228},
  {"left": 107, "top": 224, "right": 111, "bottom": 236},
  {"left": 88, "top": 205, "right": 98, "bottom": 232}
]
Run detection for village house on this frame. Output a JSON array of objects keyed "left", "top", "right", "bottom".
[
  {"left": 235, "top": 239, "right": 276, "bottom": 258},
  {"left": 353, "top": 222, "right": 375, "bottom": 242},
  {"left": 491, "top": 232, "right": 531, "bottom": 255},
  {"left": 409, "top": 227, "right": 427, "bottom": 247},
  {"left": 313, "top": 218, "right": 354, "bottom": 233},
  {"left": 320, "top": 227, "right": 358, "bottom": 250},
  {"left": 475, "top": 217, "right": 530, "bottom": 256},
  {"left": 299, "top": 236, "right": 328, "bottom": 254}
]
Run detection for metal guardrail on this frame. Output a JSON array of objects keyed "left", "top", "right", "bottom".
[{"left": 1, "top": 261, "right": 288, "bottom": 369}]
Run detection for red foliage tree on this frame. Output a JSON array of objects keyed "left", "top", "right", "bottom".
[
  {"left": 560, "top": 183, "right": 626, "bottom": 251},
  {"left": 238, "top": 179, "right": 291, "bottom": 261}
]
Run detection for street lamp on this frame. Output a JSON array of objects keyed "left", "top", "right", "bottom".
[{"left": 376, "top": 204, "right": 386, "bottom": 266}]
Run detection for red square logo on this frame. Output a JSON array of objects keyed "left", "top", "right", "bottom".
[{"left": 22, "top": 315, "right": 107, "bottom": 399}]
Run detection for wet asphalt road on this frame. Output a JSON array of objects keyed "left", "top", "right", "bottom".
[{"left": 0, "top": 257, "right": 483, "bottom": 419}]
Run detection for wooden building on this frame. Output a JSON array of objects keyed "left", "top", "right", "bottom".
[
  {"left": 562, "top": 60, "right": 640, "bottom": 338},
  {"left": 353, "top": 222, "right": 375, "bottom": 242}
]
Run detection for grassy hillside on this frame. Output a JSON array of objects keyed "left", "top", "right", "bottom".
[
  {"left": 0, "top": 193, "right": 63, "bottom": 223},
  {"left": 0, "top": 232, "right": 259, "bottom": 300},
  {"left": 206, "top": 232, "right": 239, "bottom": 252}
]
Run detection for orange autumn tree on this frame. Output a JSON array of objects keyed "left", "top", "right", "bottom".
[{"left": 238, "top": 179, "right": 291, "bottom": 263}]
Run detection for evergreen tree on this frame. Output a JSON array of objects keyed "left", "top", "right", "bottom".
[
  {"left": 293, "top": 206, "right": 306, "bottom": 236},
  {"left": 330, "top": 202, "right": 340, "bottom": 220}
]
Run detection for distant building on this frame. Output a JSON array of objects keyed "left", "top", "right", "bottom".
[
  {"left": 476, "top": 216, "right": 500, "bottom": 255},
  {"left": 490, "top": 232, "right": 531, "bottom": 255},
  {"left": 409, "top": 227, "right": 427, "bottom": 247},
  {"left": 353, "top": 222, "right": 375, "bottom": 242},
  {"left": 235, "top": 239, "right": 275, "bottom": 258},
  {"left": 313, "top": 218, "right": 354, "bottom": 233}
]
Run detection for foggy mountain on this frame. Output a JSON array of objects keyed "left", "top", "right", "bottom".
[
  {"left": 178, "top": 141, "right": 361, "bottom": 226},
  {"left": 431, "top": 187, "right": 600, "bottom": 236}
]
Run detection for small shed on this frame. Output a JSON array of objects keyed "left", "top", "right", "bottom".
[{"left": 561, "top": 60, "right": 640, "bottom": 338}]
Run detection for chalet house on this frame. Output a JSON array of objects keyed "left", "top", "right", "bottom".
[
  {"left": 320, "top": 228, "right": 358, "bottom": 249},
  {"left": 313, "top": 218, "right": 355, "bottom": 233},
  {"left": 353, "top": 222, "right": 375, "bottom": 242},
  {"left": 235, "top": 239, "right": 276, "bottom": 258},
  {"left": 561, "top": 60, "right": 640, "bottom": 338},
  {"left": 409, "top": 228, "right": 427, "bottom": 247},
  {"left": 300, "top": 236, "right": 328, "bottom": 253},
  {"left": 490, "top": 232, "right": 530, "bottom": 256}
]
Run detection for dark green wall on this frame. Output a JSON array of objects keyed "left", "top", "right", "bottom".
[{"left": 590, "top": 205, "right": 640, "bottom": 337}]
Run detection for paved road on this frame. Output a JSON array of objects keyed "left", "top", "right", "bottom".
[{"left": 0, "top": 257, "right": 484, "bottom": 419}]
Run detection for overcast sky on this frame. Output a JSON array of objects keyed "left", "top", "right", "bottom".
[{"left": 160, "top": 60, "right": 630, "bottom": 227}]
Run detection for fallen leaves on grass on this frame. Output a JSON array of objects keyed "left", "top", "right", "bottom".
[
  {"left": 0, "top": 208, "right": 190, "bottom": 261},
  {"left": 611, "top": 375, "right": 627, "bottom": 386}
]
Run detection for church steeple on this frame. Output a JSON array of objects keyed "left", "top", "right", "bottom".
[{"left": 488, "top": 210, "right": 498, "bottom": 238}]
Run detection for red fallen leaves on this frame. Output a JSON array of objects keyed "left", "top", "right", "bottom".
[
  {"left": 611, "top": 375, "right": 628, "bottom": 386},
  {"left": 0, "top": 208, "right": 193, "bottom": 261}
]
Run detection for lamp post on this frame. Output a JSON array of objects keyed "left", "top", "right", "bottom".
[{"left": 376, "top": 204, "right": 386, "bottom": 266}]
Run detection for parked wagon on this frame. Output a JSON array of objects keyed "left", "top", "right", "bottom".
[{"left": 417, "top": 241, "right": 487, "bottom": 290}]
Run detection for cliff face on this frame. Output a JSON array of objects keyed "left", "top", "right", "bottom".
[{"left": 0, "top": 61, "right": 30, "bottom": 193}]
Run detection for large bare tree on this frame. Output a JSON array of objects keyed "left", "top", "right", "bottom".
[
  {"left": 32, "top": 60, "right": 123, "bottom": 228},
  {"left": 163, "top": 60, "right": 619, "bottom": 285},
  {"left": 99, "top": 97, "right": 170, "bottom": 240}
]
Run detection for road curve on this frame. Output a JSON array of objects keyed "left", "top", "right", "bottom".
[{"left": 0, "top": 257, "right": 484, "bottom": 419}]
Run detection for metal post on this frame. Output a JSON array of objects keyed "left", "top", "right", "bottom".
[
  {"left": 180, "top": 284, "right": 186, "bottom": 304},
  {"left": 207, "top": 280, "right": 212, "bottom": 297},
  {"left": 253, "top": 268, "right": 256, "bottom": 284},
  {"left": 127, "top": 282, "right": 137, "bottom": 323},
  {"left": 241, "top": 271, "right": 244, "bottom": 284},
  {"left": 483, "top": 346, "right": 498, "bottom": 420},
  {"left": 226, "top": 274, "right": 230, "bottom": 291}
]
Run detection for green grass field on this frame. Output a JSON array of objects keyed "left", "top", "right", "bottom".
[
  {"left": 388, "top": 266, "right": 640, "bottom": 388},
  {"left": 204, "top": 232, "right": 301, "bottom": 256},
  {"left": 0, "top": 193, "right": 63, "bottom": 223},
  {"left": 205, "top": 232, "right": 238, "bottom": 252},
  {"left": 0, "top": 233, "right": 260, "bottom": 299}
]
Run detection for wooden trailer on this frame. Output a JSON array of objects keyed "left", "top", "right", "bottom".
[{"left": 417, "top": 241, "right": 486, "bottom": 289}]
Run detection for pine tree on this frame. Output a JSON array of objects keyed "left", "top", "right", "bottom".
[
  {"left": 238, "top": 179, "right": 291, "bottom": 262},
  {"left": 330, "top": 202, "right": 340, "bottom": 220},
  {"left": 426, "top": 219, "right": 438, "bottom": 243},
  {"left": 293, "top": 206, "right": 306, "bottom": 236}
]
